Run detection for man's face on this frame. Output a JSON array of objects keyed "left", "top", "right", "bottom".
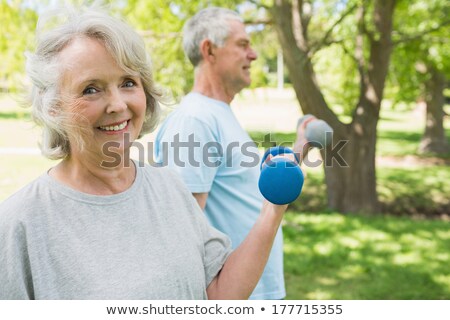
[{"left": 212, "top": 20, "right": 258, "bottom": 93}]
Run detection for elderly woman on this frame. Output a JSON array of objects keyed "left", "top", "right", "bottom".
[{"left": 0, "top": 6, "right": 287, "bottom": 300}]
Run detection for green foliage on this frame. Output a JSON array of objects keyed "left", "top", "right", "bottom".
[
  {"left": 313, "top": 45, "right": 359, "bottom": 116},
  {"left": 248, "top": 26, "right": 280, "bottom": 88},
  {"left": 0, "top": 0, "right": 38, "bottom": 91},
  {"left": 387, "top": 0, "right": 450, "bottom": 106},
  {"left": 305, "top": 0, "right": 362, "bottom": 116},
  {"left": 240, "top": 3, "right": 280, "bottom": 88},
  {"left": 121, "top": 0, "right": 193, "bottom": 99},
  {"left": 283, "top": 212, "right": 450, "bottom": 299}
]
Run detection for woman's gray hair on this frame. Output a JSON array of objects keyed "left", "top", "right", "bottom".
[
  {"left": 182, "top": 7, "right": 242, "bottom": 67},
  {"left": 26, "top": 4, "right": 162, "bottom": 160}
]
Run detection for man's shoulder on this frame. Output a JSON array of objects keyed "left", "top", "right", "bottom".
[
  {"left": 158, "top": 94, "right": 224, "bottom": 137},
  {"left": 176, "top": 93, "right": 223, "bottom": 119}
]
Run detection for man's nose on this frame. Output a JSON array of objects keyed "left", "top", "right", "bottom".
[{"left": 248, "top": 47, "right": 258, "bottom": 61}]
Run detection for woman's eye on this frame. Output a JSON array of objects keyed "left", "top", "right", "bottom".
[
  {"left": 83, "top": 87, "right": 98, "bottom": 95},
  {"left": 123, "top": 80, "right": 136, "bottom": 88}
]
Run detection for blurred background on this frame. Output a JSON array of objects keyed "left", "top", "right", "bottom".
[{"left": 1, "top": 0, "right": 449, "bottom": 299}]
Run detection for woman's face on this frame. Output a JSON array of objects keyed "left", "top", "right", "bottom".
[{"left": 58, "top": 36, "right": 146, "bottom": 160}]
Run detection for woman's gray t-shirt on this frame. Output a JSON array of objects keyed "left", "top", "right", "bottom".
[{"left": 0, "top": 162, "right": 231, "bottom": 299}]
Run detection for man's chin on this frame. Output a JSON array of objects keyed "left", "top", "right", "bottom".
[{"left": 242, "top": 78, "right": 252, "bottom": 88}]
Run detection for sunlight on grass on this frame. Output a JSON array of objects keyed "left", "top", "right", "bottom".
[
  {"left": 284, "top": 212, "right": 450, "bottom": 299},
  {"left": 337, "top": 265, "right": 366, "bottom": 279},
  {"left": 436, "top": 230, "right": 450, "bottom": 240},
  {"left": 392, "top": 253, "right": 422, "bottom": 266},
  {"left": 399, "top": 234, "right": 436, "bottom": 250},
  {"left": 313, "top": 242, "right": 335, "bottom": 255},
  {"left": 337, "top": 236, "right": 361, "bottom": 249},
  {"left": 350, "top": 229, "right": 391, "bottom": 242},
  {"left": 434, "top": 275, "right": 450, "bottom": 288},
  {"left": 306, "top": 290, "right": 332, "bottom": 300},
  {"left": 372, "top": 242, "right": 402, "bottom": 254}
]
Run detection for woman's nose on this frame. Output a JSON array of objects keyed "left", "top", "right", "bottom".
[{"left": 106, "top": 89, "right": 127, "bottom": 113}]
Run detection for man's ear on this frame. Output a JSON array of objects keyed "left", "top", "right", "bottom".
[{"left": 199, "top": 39, "right": 216, "bottom": 63}]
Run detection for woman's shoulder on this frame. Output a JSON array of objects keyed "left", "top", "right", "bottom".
[{"left": 0, "top": 174, "right": 47, "bottom": 226}]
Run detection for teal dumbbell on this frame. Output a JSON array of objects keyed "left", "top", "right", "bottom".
[{"left": 258, "top": 146, "right": 304, "bottom": 205}]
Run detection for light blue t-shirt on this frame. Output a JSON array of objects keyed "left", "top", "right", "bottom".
[{"left": 154, "top": 92, "right": 285, "bottom": 300}]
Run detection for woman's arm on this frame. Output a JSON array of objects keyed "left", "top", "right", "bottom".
[{"left": 206, "top": 201, "right": 287, "bottom": 299}]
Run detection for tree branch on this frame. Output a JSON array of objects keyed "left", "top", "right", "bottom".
[
  {"left": 339, "top": 41, "right": 359, "bottom": 65},
  {"left": 393, "top": 20, "right": 450, "bottom": 45},
  {"left": 244, "top": 18, "right": 273, "bottom": 26},
  {"left": 247, "top": 0, "right": 270, "bottom": 10},
  {"left": 299, "top": 0, "right": 312, "bottom": 41},
  {"left": 309, "top": 2, "right": 358, "bottom": 55},
  {"left": 355, "top": 4, "right": 366, "bottom": 81}
]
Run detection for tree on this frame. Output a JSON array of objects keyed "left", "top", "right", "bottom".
[
  {"left": 266, "top": 0, "right": 396, "bottom": 214},
  {"left": 417, "top": 62, "right": 449, "bottom": 155},
  {"left": 389, "top": 0, "right": 450, "bottom": 155}
]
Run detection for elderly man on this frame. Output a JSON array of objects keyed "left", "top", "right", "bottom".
[{"left": 155, "top": 7, "right": 309, "bottom": 299}]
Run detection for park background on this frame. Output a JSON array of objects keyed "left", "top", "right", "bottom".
[{"left": 0, "top": 0, "right": 449, "bottom": 299}]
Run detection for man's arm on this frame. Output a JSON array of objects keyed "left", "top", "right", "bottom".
[
  {"left": 293, "top": 116, "right": 314, "bottom": 163},
  {"left": 193, "top": 192, "right": 208, "bottom": 210}
]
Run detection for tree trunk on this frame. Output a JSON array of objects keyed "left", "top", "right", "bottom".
[
  {"left": 323, "top": 102, "right": 380, "bottom": 213},
  {"left": 271, "top": 0, "right": 396, "bottom": 214},
  {"left": 418, "top": 65, "right": 450, "bottom": 155}
]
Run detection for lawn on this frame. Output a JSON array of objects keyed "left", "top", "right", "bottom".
[{"left": 283, "top": 212, "right": 450, "bottom": 299}]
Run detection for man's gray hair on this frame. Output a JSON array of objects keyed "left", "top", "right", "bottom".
[
  {"left": 182, "top": 7, "right": 243, "bottom": 67},
  {"left": 26, "top": 4, "right": 162, "bottom": 160}
]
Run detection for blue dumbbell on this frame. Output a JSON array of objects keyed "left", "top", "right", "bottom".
[{"left": 258, "top": 146, "right": 304, "bottom": 205}]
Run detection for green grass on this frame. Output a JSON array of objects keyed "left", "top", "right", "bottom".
[
  {"left": 0, "top": 111, "right": 30, "bottom": 120},
  {"left": 283, "top": 212, "right": 450, "bottom": 299}
]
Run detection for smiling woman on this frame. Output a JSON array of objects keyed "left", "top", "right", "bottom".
[
  {"left": 0, "top": 4, "right": 289, "bottom": 300},
  {"left": 57, "top": 37, "right": 147, "bottom": 167},
  {"left": 26, "top": 7, "right": 161, "bottom": 162}
]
